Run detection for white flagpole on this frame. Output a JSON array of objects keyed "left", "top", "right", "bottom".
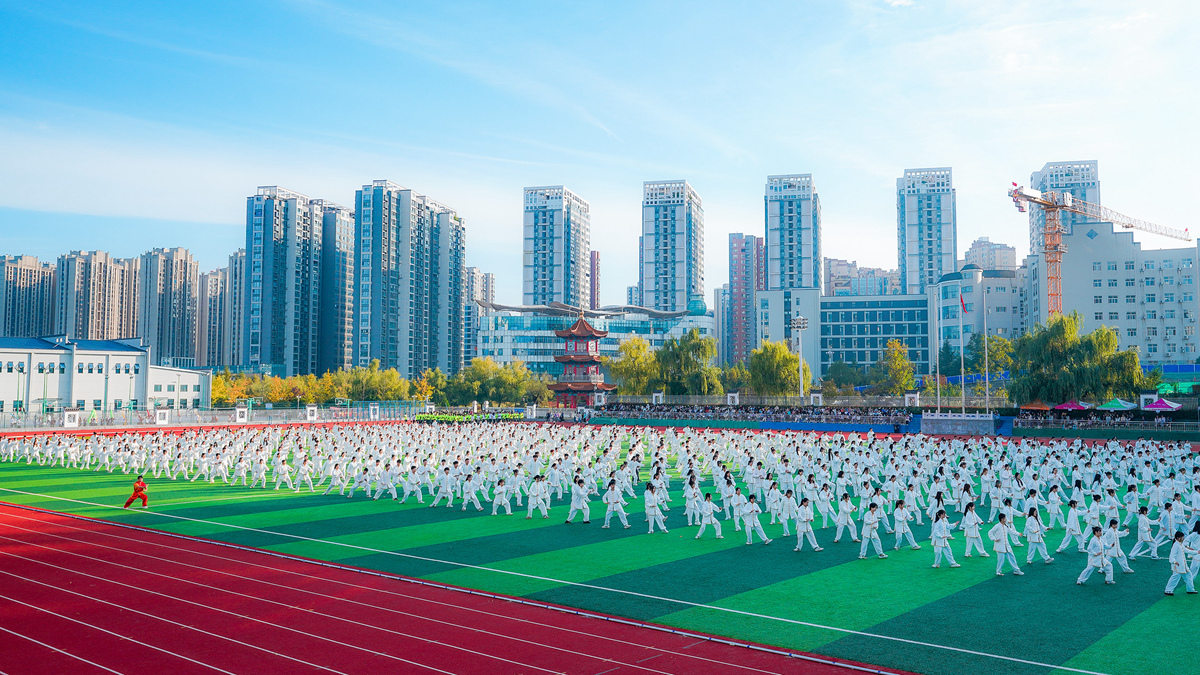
[
  {"left": 959, "top": 292, "right": 966, "bottom": 415},
  {"left": 984, "top": 293, "right": 991, "bottom": 415},
  {"left": 935, "top": 292, "right": 942, "bottom": 413}
]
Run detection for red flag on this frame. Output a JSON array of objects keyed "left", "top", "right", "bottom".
[{"left": 960, "top": 292, "right": 966, "bottom": 313}]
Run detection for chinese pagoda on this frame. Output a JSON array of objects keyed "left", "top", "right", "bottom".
[{"left": 549, "top": 314, "right": 616, "bottom": 408}]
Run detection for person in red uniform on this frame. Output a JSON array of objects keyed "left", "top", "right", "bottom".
[{"left": 124, "top": 475, "right": 149, "bottom": 508}]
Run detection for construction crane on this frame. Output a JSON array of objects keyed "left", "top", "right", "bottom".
[{"left": 1008, "top": 184, "right": 1191, "bottom": 315}]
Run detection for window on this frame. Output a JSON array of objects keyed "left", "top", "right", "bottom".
[
  {"left": 76, "top": 399, "right": 84, "bottom": 408},
  {"left": 133, "top": 364, "right": 140, "bottom": 374},
  {"left": 153, "top": 384, "right": 162, "bottom": 392},
  {"left": 16, "top": 363, "right": 22, "bottom": 373},
  {"left": 1147, "top": 310, "right": 1157, "bottom": 320},
  {"left": 1108, "top": 279, "right": 1118, "bottom": 287},
  {"left": 1094, "top": 296, "right": 1103, "bottom": 304},
  {"left": 97, "top": 364, "right": 103, "bottom": 374},
  {"left": 1108, "top": 296, "right": 1118, "bottom": 304},
  {"left": 179, "top": 399, "right": 188, "bottom": 409},
  {"left": 1127, "top": 328, "right": 1137, "bottom": 337},
  {"left": 167, "top": 384, "right": 175, "bottom": 392},
  {"left": 1125, "top": 261, "right": 1135, "bottom": 270},
  {"left": 1184, "top": 258, "right": 1194, "bottom": 268},
  {"left": 114, "top": 400, "right": 123, "bottom": 410},
  {"left": 1164, "top": 260, "right": 1175, "bottom": 269},
  {"left": 192, "top": 385, "right": 201, "bottom": 392},
  {"left": 193, "top": 398, "right": 201, "bottom": 409},
  {"left": 1094, "top": 312, "right": 1104, "bottom": 321},
  {"left": 1126, "top": 278, "right": 1135, "bottom": 287},
  {"left": 1107, "top": 262, "right": 1118, "bottom": 271},
  {"left": 1164, "top": 293, "right": 1175, "bottom": 302},
  {"left": 77, "top": 364, "right": 84, "bottom": 374},
  {"left": 1092, "top": 262, "right": 1102, "bottom": 271},
  {"left": 1109, "top": 312, "right": 1119, "bottom": 320},
  {"left": 1127, "top": 312, "right": 1136, "bottom": 320},
  {"left": 93, "top": 399, "right": 102, "bottom": 410},
  {"left": 1164, "top": 276, "right": 1175, "bottom": 286},
  {"left": 37, "top": 362, "right": 44, "bottom": 373},
  {"left": 130, "top": 399, "right": 138, "bottom": 409},
  {"left": 124, "top": 364, "right": 130, "bottom": 374},
  {"left": 1165, "top": 310, "right": 1176, "bottom": 319},
  {"left": 1146, "top": 294, "right": 1156, "bottom": 303},
  {"left": 1147, "top": 327, "right": 1159, "bottom": 337},
  {"left": 87, "top": 363, "right": 94, "bottom": 374},
  {"left": 1148, "top": 344, "right": 1158, "bottom": 353},
  {"left": 1093, "top": 279, "right": 1102, "bottom": 288},
  {"left": 1146, "top": 261, "right": 1157, "bottom": 270},
  {"left": 1184, "top": 275, "right": 1193, "bottom": 285},
  {"left": 58, "top": 363, "right": 65, "bottom": 374},
  {"left": 1126, "top": 295, "right": 1136, "bottom": 303},
  {"left": 1145, "top": 277, "right": 1156, "bottom": 286}
]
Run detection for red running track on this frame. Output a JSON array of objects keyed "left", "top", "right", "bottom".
[{"left": 0, "top": 503, "right": 913, "bottom": 675}]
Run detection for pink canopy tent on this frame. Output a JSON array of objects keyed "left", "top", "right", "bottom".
[
  {"left": 1143, "top": 398, "right": 1182, "bottom": 411},
  {"left": 1054, "top": 399, "right": 1092, "bottom": 411}
]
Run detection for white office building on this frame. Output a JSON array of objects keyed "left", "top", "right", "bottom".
[
  {"left": 0, "top": 336, "right": 211, "bottom": 414},
  {"left": 523, "top": 186, "right": 591, "bottom": 308},
  {"left": 897, "top": 168, "right": 957, "bottom": 295},
  {"left": 640, "top": 181, "right": 704, "bottom": 313}
]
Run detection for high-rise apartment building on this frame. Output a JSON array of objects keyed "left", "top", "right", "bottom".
[
  {"left": 354, "top": 180, "right": 465, "bottom": 378},
  {"left": 1029, "top": 160, "right": 1100, "bottom": 255},
  {"left": 897, "top": 167, "right": 957, "bottom": 294},
  {"left": 464, "top": 266, "right": 496, "bottom": 364},
  {"left": 963, "top": 237, "right": 1017, "bottom": 271},
  {"left": 727, "top": 233, "right": 765, "bottom": 364},
  {"left": 589, "top": 250, "right": 601, "bottom": 310},
  {"left": 223, "top": 249, "right": 246, "bottom": 369},
  {"left": 640, "top": 180, "right": 704, "bottom": 313},
  {"left": 318, "top": 200, "right": 355, "bottom": 374},
  {"left": 0, "top": 256, "right": 57, "bottom": 338},
  {"left": 244, "top": 187, "right": 324, "bottom": 377},
  {"left": 523, "top": 186, "right": 591, "bottom": 308},
  {"left": 197, "top": 268, "right": 225, "bottom": 368},
  {"left": 626, "top": 285, "right": 642, "bottom": 307},
  {"left": 765, "top": 174, "right": 821, "bottom": 291},
  {"left": 56, "top": 251, "right": 139, "bottom": 341},
  {"left": 138, "top": 247, "right": 198, "bottom": 365},
  {"left": 713, "top": 283, "right": 731, "bottom": 365}
]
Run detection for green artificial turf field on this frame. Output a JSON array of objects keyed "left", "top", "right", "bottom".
[{"left": 2, "top": 437, "right": 1196, "bottom": 675}]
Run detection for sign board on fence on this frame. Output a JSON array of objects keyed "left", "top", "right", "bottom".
[
  {"left": 652, "top": 392, "right": 665, "bottom": 405},
  {"left": 234, "top": 406, "right": 249, "bottom": 424},
  {"left": 154, "top": 409, "right": 170, "bottom": 426},
  {"left": 524, "top": 404, "right": 537, "bottom": 420},
  {"left": 424, "top": 403, "right": 435, "bottom": 414},
  {"left": 63, "top": 409, "right": 79, "bottom": 428},
  {"left": 904, "top": 392, "right": 920, "bottom": 407},
  {"left": 1140, "top": 394, "right": 1158, "bottom": 410},
  {"left": 809, "top": 393, "right": 824, "bottom": 406},
  {"left": 305, "top": 404, "right": 318, "bottom": 422},
  {"left": 726, "top": 392, "right": 740, "bottom": 406},
  {"left": 368, "top": 403, "right": 380, "bottom": 421}
]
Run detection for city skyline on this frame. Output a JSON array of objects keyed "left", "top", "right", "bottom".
[{"left": 2, "top": 2, "right": 1196, "bottom": 306}]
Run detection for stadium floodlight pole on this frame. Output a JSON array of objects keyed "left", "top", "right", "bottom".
[{"left": 983, "top": 295, "right": 990, "bottom": 415}]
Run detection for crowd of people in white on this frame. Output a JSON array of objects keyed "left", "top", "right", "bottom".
[{"left": 3, "top": 422, "right": 1200, "bottom": 595}]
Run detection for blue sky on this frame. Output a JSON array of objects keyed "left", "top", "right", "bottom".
[{"left": 1, "top": 1, "right": 1196, "bottom": 305}]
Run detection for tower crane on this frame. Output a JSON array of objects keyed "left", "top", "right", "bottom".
[{"left": 1008, "top": 184, "right": 1191, "bottom": 315}]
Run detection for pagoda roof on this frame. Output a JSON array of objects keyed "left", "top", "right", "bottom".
[
  {"left": 554, "top": 316, "right": 609, "bottom": 338},
  {"left": 548, "top": 382, "right": 617, "bottom": 392}
]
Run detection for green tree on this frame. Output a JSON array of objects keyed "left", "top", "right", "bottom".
[
  {"left": 653, "top": 329, "right": 718, "bottom": 395},
  {"left": 876, "top": 339, "right": 916, "bottom": 395},
  {"left": 824, "top": 361, "right": 864, "bottom": 388},
  {"left": 720, "top": 363, "right": 752, "bottom": 392},
  {"left": 748, "top": 340, "right": 800, "bottom": 395},
  {"left": 605, "top": 337, "right": 657, "bottom": 395},
  {"left": 1009, "top": 312, "right": 1159, "bottom": 404},
  {"left": 965, "top": 333, "right": 1014, "bottom": 377},
  {"left": 937, "top": 339, "right": 961, "bottom": 378},
  {"left": 801, "top": 359, "right": 812, "bottom": 396}
]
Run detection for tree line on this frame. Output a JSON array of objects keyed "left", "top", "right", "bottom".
[{"left": 211, "top": 358, "right": 555, "bottom": 408}]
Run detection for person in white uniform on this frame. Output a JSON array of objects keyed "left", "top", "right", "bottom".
[
  {"left": 1163, "top": 531, "right": 1196, "bottom": 595},
  {"left": 742, "top": 494, "right": 772, "bottom": 546},
  {"left": 892, "top": 499, "right": 920, "bottom": 550},
  {"left": 565, "top": 477, "right": 592, "bottom": 524},
  {"left": 695, "top": 493, "right": 723, "bottom": 539},
  {"left": 931, "top": 509, "right": 960, "bottom": 568},
  {"left": 1077, "top": 526, "right": 1114, "bottom": 585},
  {"left": 794, "top": 497, "right": 821, "bottom": 552},
  {"left": 644, "top": 483, "right": 668, "bottom": 534},
  {"left": 859, "top": 503, "right": 888, "bottom": 559},
  {"left": 602, "top": 481, "right": 631, "bottom": 529},
  {"left": 989, "top": 513, "right": 1024, "bottom": 576}
]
